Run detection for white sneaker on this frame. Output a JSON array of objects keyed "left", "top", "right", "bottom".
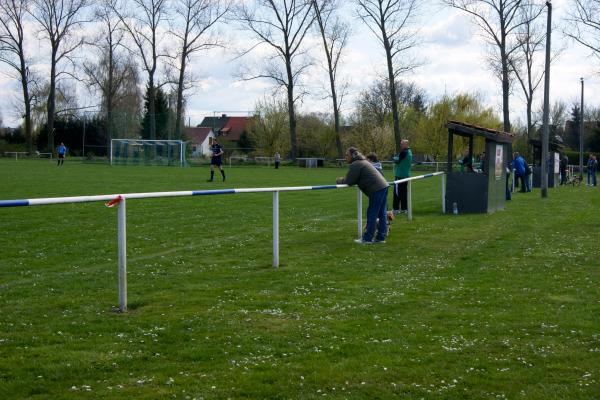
[{"left": 354, "top": 239, "right": 373, "bottom": 245}]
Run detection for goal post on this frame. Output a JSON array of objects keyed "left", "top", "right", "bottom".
[{"left": 110, "top": 139, "right": 187, "bottom": 167}]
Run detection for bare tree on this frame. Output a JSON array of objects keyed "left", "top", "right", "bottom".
[
  {"left": 356, "top": 0, "right": 422, "bottom": 152},
  {"left": 31, "top": 0, "right": 88, "bottom": 151},
  {"left": 235, "top": 0, "right": 316, "bottom": 160},
  {"left": 564, "top": 0, "right": 600, "bottom": 63},
  {"left": 170, "top": 0, "right": 231, "bottom": 140},
  {"left": 311, "top": 0, "right": 349, "bottom": 159},
  {"left": 443, "top": 0, "right": 540, "bottom": 133},
  {"left": 112, "top": 0, "right": 169, "bottom": 142},
  {"left": 83, "top": 0, "right": 133, "bottom": 147},
  {"left": 510, "top": 2, "right": 546, "bottom": 144},
  {"left": 0, "top": 0, "right": 36, "bottom": 153}
]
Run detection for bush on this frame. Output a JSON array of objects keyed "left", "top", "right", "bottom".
[{"left": 0, "top": 139, "right": 27, "bottom": 154}]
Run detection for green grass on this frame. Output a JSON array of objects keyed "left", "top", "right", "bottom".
[{"left": 1, "top": 158, "right": 599, "bottom": 399}]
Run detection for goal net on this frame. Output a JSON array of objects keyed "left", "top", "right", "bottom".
[{"left": 110, "top": 139, "right": 187, "bottom": 166}]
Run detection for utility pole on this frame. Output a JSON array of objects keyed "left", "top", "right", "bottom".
[
  {"left": 579, "top": 78, "right": 584, "bottom": 178},
  {"left": 82, "top": 113, "right": 86, "bottom": 158},
  {"left": 540, "top": 1, "right": 552, "bottom": 198}
]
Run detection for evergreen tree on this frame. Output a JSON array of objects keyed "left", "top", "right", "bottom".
[
  {"left": 141, "top": 86, "right": 171, "bottom": 140},
  {"left": 587, "top": 121, "right": 600, "bottom": 153},
  {"left": 565, "top": 105, "right": 581, "bottom": 150}
]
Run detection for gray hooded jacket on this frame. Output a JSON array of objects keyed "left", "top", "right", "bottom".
[{"left": 339, "top": 151, "right": 389, "bottom": 196}]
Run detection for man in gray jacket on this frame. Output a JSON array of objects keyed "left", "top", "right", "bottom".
[{"left": 336, "top": 147, "right": 389, "bottom": 244}]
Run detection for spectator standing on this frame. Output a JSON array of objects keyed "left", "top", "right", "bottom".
[
  {"left": 207, "top": 137, "right": 226, "bottom": 182},
  {"left": 56, "top": 142, "right": 67, "bottom": 166},
  {"left": 587, "top": 154, "right": 598, "bottom": 187},
  {"left": 274, "top": 152, "right": 281, "bottom": 169},
  {"left": 559, "top": 154, "right": 568, "bottom": 185},
  {"left": 366, "top": 152, "right": 384, "bottom": 176},
  {"left": 512, "top": 152, "right": 530, "bottom": 192},
  {"left": 461, "top": 149, "right": 474, "bottom": 173},
  {"left": 392, "top": 140, "right": 412, "bottom": 215},
  {"left": 336, "top": 147, "right": 389, "bottom": 244}
]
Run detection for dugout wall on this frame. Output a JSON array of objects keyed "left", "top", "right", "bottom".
[{"left": 445, "top": 121, "right": 516, "bottom": 214}]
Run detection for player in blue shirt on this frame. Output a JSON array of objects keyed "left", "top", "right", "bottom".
[
  {"left": 57, "top": 142, "right": 67, "bottom": 166},
  {"left": 207, "top": 137, "right": 226, "bottom": 182}
]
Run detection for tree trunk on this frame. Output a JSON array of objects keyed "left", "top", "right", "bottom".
[
  {"left": 47, "top": 47, "right": 57, "bottom": 152},
  {"left": 285, "top": 59, "right": 297, "bottom": 160},
  {"left": 384, "top": 37, "right": 401, "bottom": 152},
  {"left": 19, "top": 53, "right": 32, "bottom": 154},
  {"left": 332, "top": 84, "right": 343, "bottom": 159},
  {"left": 175, "top": 49, "right": 187, "bottom": 141},
  {"left": 325, "top": 43, "right": 343, "bottom": 159},
  {"left": 501, "top": 42, "right": 511, "bottom": 133},
  {"left": 316, "top": 8, "right": 344, "bottom": 159},
  {"left": 106, "top": 40, "right": 114, "bottom": 150},
  {"left": 148, "top": 77, "right": 156, "bottom": 141},
  {"left": 526, "top": 99, "right": 533, "bottom": 159}
]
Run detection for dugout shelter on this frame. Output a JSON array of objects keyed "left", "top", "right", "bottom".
[
  {"left": 445, "top": 121, "right": 515, "bottom": 214},
  {"left": 528, "top": 138, "right": 562, "bottom": 188}
]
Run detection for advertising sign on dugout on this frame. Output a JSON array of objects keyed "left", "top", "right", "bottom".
[{"left": 494, "top": 145, "right": 503, "bottom": 180}]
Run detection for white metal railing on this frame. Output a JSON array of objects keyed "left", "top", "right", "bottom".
[
  {"left": 4, "top": 151, "right": 29, "bottom": 160},
  {"left": 0, "top": 172, "right": 445, "bottom": 312},
  {"left": 228, "top": 156, "right": 249, "bottom": 167}
]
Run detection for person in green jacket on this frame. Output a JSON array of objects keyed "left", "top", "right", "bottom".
[{"left": 392, "top": 140, "right": 412, "bottom": 215}]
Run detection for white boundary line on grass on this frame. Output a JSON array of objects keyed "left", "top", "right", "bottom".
[{"left": 0, "top": 172, "right": 445, "bottom": 312}]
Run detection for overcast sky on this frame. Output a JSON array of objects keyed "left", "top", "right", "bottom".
[{"left": 0, "top": 0, "right": 598, "bottom": 129}]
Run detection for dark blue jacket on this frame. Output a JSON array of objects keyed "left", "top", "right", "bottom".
[{"left": 512, "top": 156, "right": 526, "bottom": 176}]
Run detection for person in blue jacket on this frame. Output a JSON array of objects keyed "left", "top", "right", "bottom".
[
  {"left": 56, "top": 142, "right": 67, "bottom": 166},
  {"left": 512, "top": 152, "right": 530, "bottom": 192}
]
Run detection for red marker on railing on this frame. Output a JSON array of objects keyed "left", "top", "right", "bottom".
[{"left": 105, "top": 195, "right": 123, "bottom": 208}]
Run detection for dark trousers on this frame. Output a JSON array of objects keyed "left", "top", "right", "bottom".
[
  {"left": 393, "top": 179, "right": 408, "bottom": 211},
  {"left": 560, "top": 169, "right": 567, "bottom": 185},
  {"left": 363, "top": 187, "right": 388, "bottom": 242}
]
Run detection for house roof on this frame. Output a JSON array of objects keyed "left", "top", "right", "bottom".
[
  {"left": 198, "top": 115, "right": 229, "bottom": 132},
  {"left": 220, "top": 117, "right": 250, "bottom": 141},
  {"left": 197, "top": 114, "right": 251, "bottom": 142},
  {"left": 184, "top": 127, "right": 212, "bottom": 145},
  {"left": 446, "top": 120, "right": 515, "bottom": 144}
]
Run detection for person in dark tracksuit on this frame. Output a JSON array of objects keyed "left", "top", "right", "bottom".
[
  {"left": 559, "top": 154, "right": 568, "bottom": 185},
  {"left": 392, "top": 140, "right": 412, "bottom": 215},
  {"left": 588, "top": 154, "right": 598, "bottom": 187},
  {"left": 207, "top": 137, "right": 226, "bottom": 182},
  {"left": 337, "top": 147, "right": 389, "bottom": 244}
]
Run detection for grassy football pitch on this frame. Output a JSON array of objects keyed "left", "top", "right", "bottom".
[{"left": 0, "top": 159, "right": 599, "bottom": 399}]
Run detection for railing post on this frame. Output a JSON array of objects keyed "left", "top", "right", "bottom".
[
  {"left": 357, "top": 188, "right": 363, "bottom": 239},
  {"left": 273, "top": 191, "right": 279, "bottom": 267},
  {"left": 512, "top": 169, "right": 516, "bottom": 192},
  {"left": 407, "top": 180, "right": 413, "bottom": 221},
  {"left": 118, "top": 198, "right": 127, "bottom": 312},
  {"left": 441, "top": 173, "right": 446, "bottom": 214}
]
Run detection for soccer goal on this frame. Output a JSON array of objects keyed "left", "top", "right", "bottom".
[{"left": 110, "top": 139, "right": 187, "bottom": 166}]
